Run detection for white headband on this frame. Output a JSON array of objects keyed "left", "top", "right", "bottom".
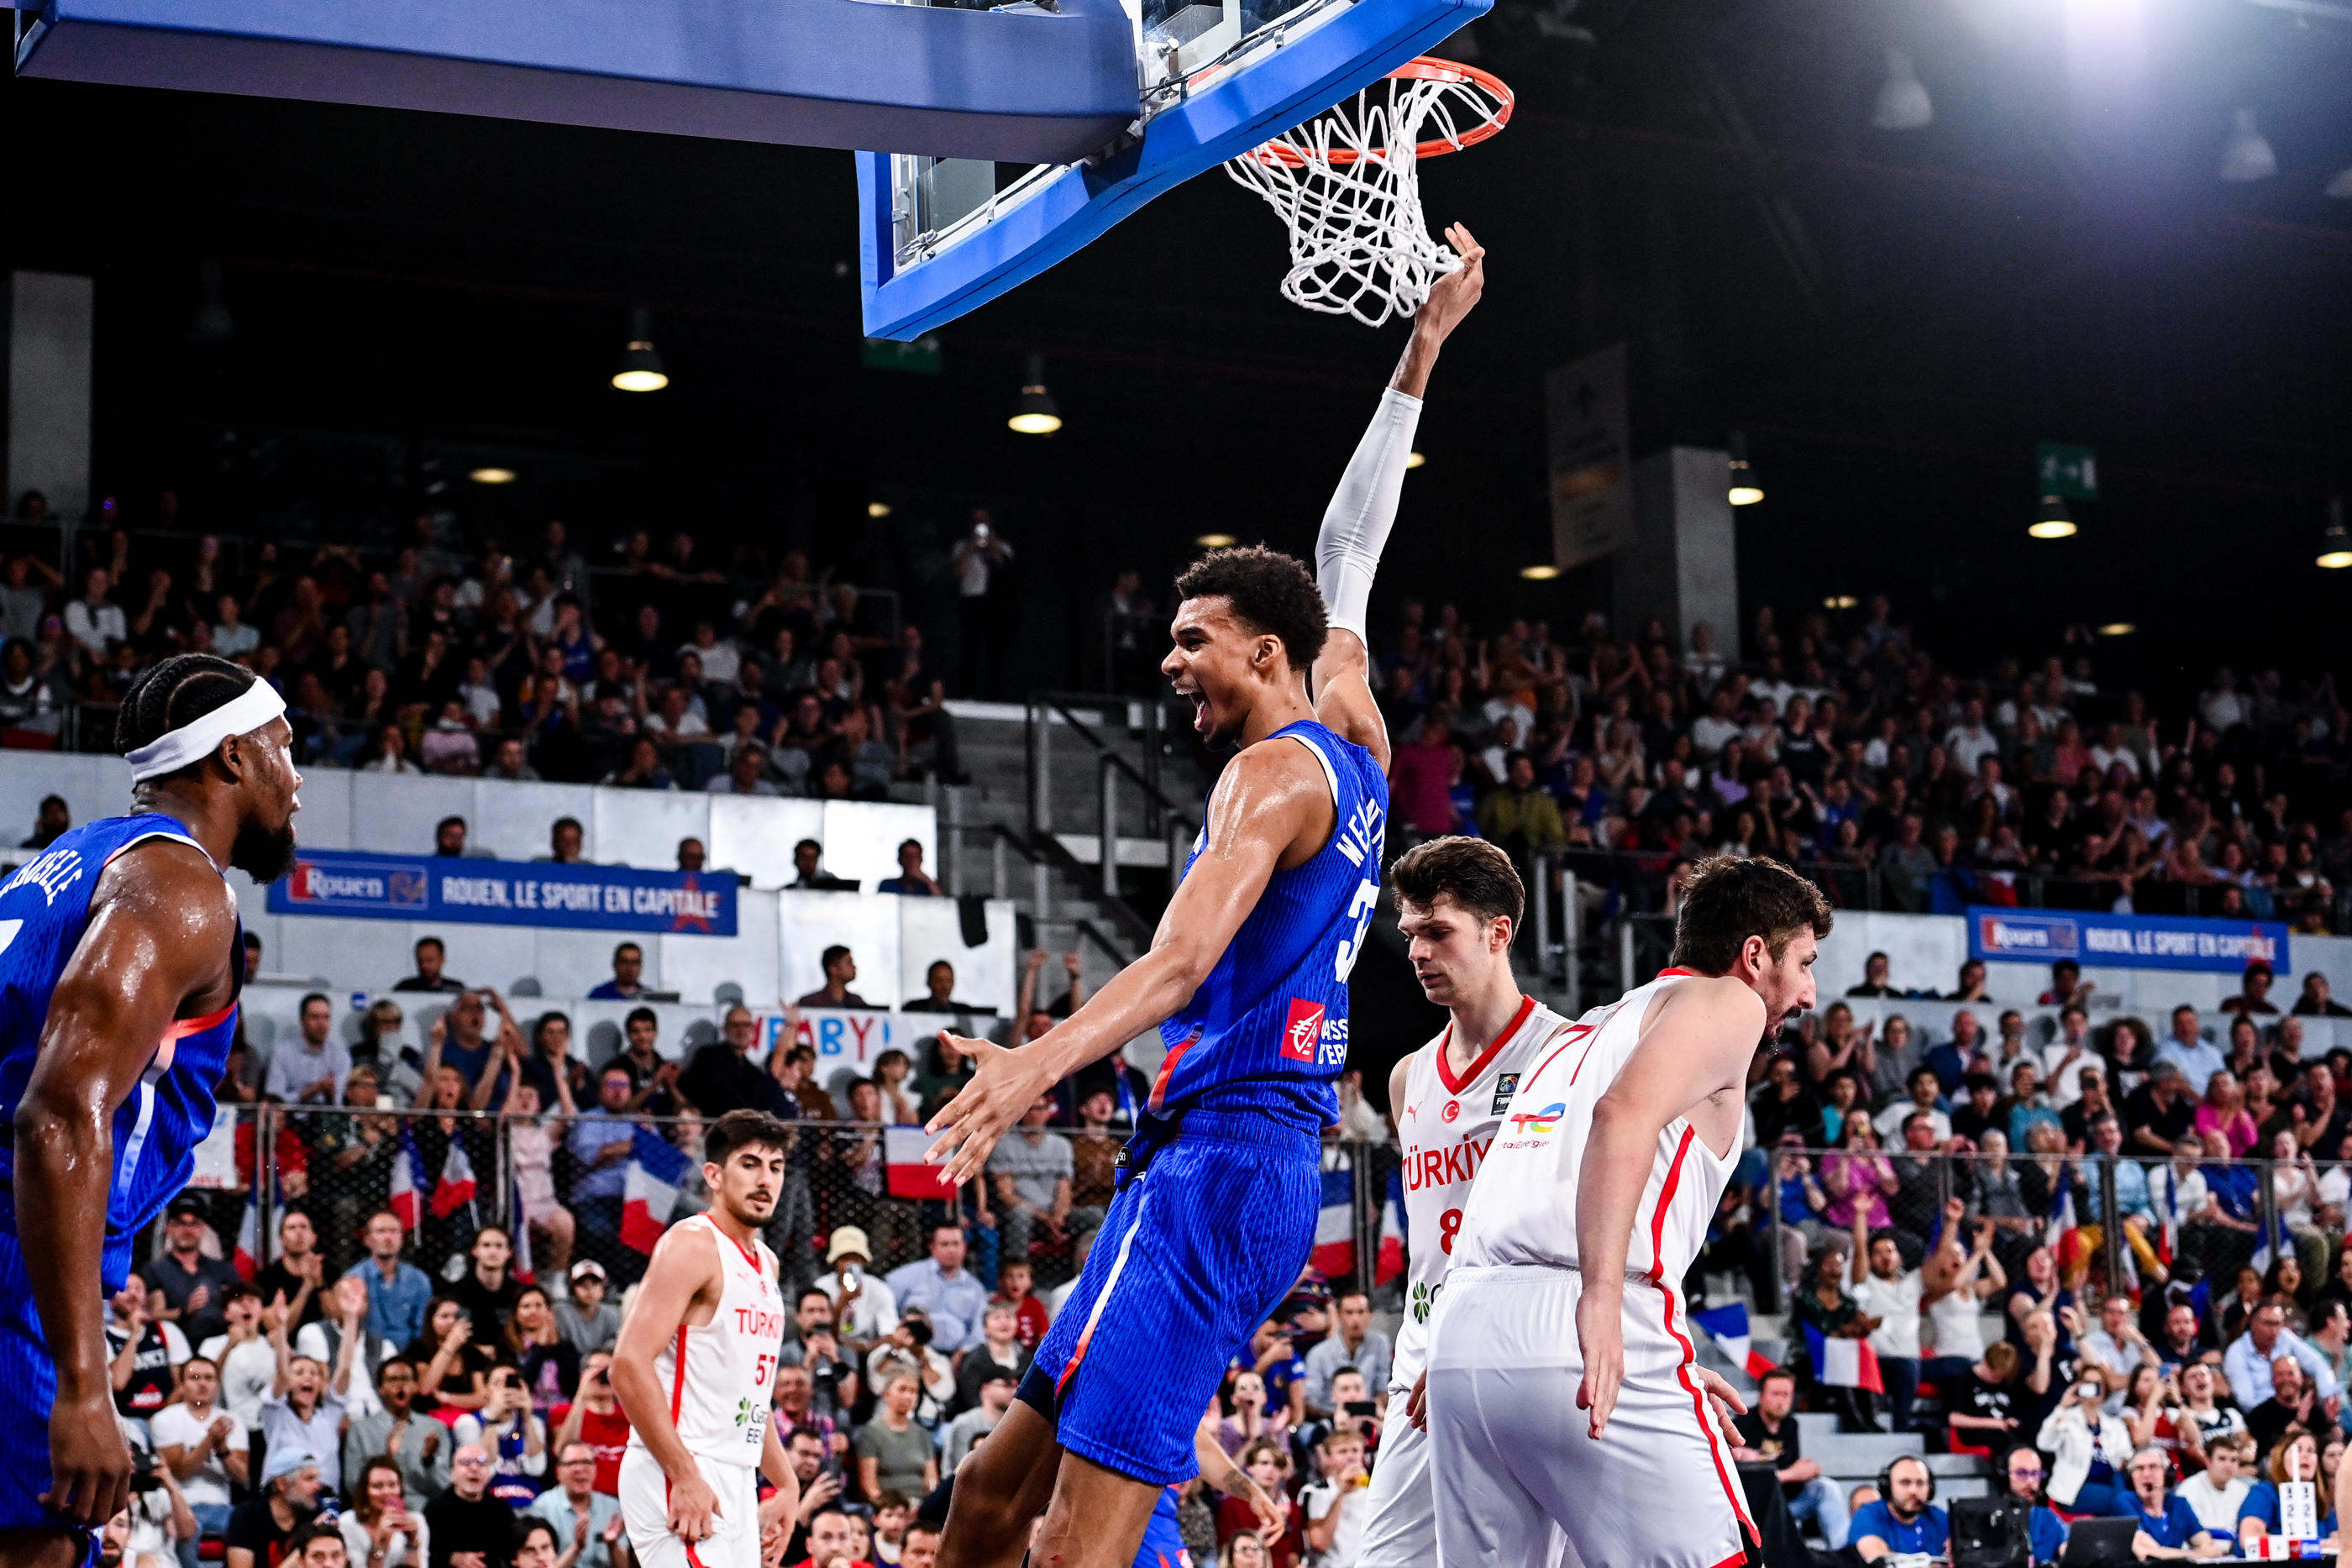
[{"left": 124, "top": 680, "right": 288, "bottom": 783}]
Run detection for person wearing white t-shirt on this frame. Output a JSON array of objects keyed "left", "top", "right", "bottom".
[
  {"left": 198, "top": 1287, "right": 279, "bottom": 1433},
  {"left": 2041, "top": 1006, "right": 2098, "bottom": 1109},
  {"left": 2174, "top": 1431, "right": 2255, "bottom": 1534},
  {"left": 151, "top": 1356, "right": 252, "bottom": 1552},
  {"left": 1300, "top": 1425, "right": 1370, "bottom": 1568},
  {"left": 1850, "top": 1208, "right": 1925, "bottom": 1434}
]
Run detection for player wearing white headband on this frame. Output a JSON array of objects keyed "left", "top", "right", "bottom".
[{"left": 0, "top": 653, "right": 302, "bottom": 1568}]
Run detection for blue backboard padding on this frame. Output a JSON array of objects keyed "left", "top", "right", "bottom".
[
  {"left": 13, "top": 0, "right": 1142, "bottom": 163},
  {"left": 858, "top": 0, "right": 1489, "bottom": 339}
]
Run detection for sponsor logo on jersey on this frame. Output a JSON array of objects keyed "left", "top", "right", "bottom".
[
  {"left": 1280, "top": 998, "right": 1326, "bottom": 1063},
  {"left": 1410, "top": 1278, "right": 1439, "bottom": 1324},
  {"left": 1506, "top": 1102, "right": 1567, "bottom": 1135},
  {"left": 1491, "top": 1072, "right": 1520, "bottom": 1115}
]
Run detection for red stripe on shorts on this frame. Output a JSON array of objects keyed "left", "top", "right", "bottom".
[{"left": 1648, "top": 1126, "right": 1760, "bottom": 1550}]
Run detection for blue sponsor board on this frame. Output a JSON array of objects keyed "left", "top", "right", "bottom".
[
  {"left": 1967, "top": 906, "right": 2286, "bottom": 975},
  {"left": 270, "top": 849, "right": 736, "bottom": 936}
]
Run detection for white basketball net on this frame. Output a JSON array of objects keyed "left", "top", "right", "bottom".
[{"left": 1224, "top": 59, "right": 1511, "bottom": 328}]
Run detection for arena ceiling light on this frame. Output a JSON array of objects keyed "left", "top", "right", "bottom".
[
  {"left": 1727, "top": 432, "right": 1764, "bottom": 506},
  {"left": 2218, "top": 108, "right": 2277, "bottom": 182},
  {"left": 1406, "top": 451, "right": 1427, "bottom": 469},
  {"left": 469, "top": 467, "right": 517, "bottom": 485},
  {"left": 1008, "top": 353, "right": 1062, "bottom": 435},
  {"left": 2097, "top": 621, "right": 2137, "bottom": 637},
  {"left": 1871, "top": 49, "right": 1933, "bottom": 131},
  {"left": 1520, "top": 564, "right": 1561, "bottom": 580},
  {"left": 1823, "top": 594, "right": 1859, "bottom": 610},
  {"left": 867, "top": 501, "right": 892, "bottom": 518},
  {"left": 2331, "top": 165, "right": 2352, "bottom": 199},
  {"left": 1195, "top": 532, "right": 1237, "bottom": 548},
  {"left": 2318, "top": 496, "right": 2352, "bottom": 569},
  {"left": 2029, "top": 495, "right": 2077, "bottom": 538},
  {"left": 612, "top": 307, "right": 669, "bottom": 392}
]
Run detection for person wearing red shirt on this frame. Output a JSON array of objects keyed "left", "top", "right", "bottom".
[
  {"left": 550, "top": 1350, "right": 633, "bottom": 1495},
  {"left": 990, "top": 1260, "right": 1050, "bottom": 1351}
]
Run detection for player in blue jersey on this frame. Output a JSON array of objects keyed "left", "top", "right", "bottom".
[
  {"left": 924, "top": 229, "right": 1486, "bottom": 1568},
  {"left": 0, "top": 654, "right": 302, "bottom": 1568}
]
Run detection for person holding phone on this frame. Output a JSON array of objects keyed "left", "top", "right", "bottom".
[
  {"left": 341, "top": 1457, "right": 431, "bottom": 1568},
  {"left": 2038, "top": 1371, "right": 2136, "bottom": 1514}
]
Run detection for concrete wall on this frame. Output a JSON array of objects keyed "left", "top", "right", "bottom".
[
  {"left": 6, "top": 271, "right": 93, "bottom": 526},
  {"left": 1617, "top": 445, "right": 1740, "bottom": 662}
]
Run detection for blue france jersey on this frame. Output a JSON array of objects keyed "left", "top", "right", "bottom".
[
  {"left": 0, "top": 812, "right": 240, "bottom": 1292},
  {"left": 1152, "top": 720, "right": 1387, "bottom": 1134}
]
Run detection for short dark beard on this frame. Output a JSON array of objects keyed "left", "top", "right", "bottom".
[{"left": 232, "top": 818, "right": 297, "bottom": 883}]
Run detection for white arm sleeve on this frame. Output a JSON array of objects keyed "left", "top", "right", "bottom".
[{"left": 1315, "top": 387, "right": 1422, "bottom": 642}]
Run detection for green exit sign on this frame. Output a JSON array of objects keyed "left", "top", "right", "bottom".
[
  {"left": 863, "top": 335, "right": 944, "bottom": 374},
  {"left": 2038, "top": 442, "right": 2098, "bottom": 500}
]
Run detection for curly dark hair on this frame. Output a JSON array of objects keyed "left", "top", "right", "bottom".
[
  {"left": 1670, "top": 855, "right": 1834, "bottom": 973},
  {"left": 1173, "top": 545, "right": 1328, "bottom": 671}
]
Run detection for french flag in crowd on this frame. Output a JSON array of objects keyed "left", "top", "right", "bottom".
[
  {"left": 1803, "top": 1322, "right": 1884, "bottom": 1392},
  {"left": 622, "top": 1126, "right": 693, "bottom": 1255},
  {"left": 389, "top": 1126, "right": 427, "bottom": 1231},
  {"left": 431, "top": 1139, "right": 479, "bottom": 1220},
  {"left": 1373, "top": 1167, "right": 1405, "bottom": 1287},
  {"left": 232, "top": 1188, "right": 264, "bottom": 1279},
  {"left": 885, "top": 1128, "right": 957, "bottom": 1201},
  {"left": 1310, "top": 1165, "right": 1356, "bottom": 1279},
  {"left": 1690, "top": 1302, "right": 1778, "bottom": 1379},
  {"left": 2044, "top": 1171, "right": 2076, "bottom": 1252}
]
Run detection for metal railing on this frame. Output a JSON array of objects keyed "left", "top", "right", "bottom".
[{"left": 149, "top": 1102, "right": 1407, "bottom": 1303}]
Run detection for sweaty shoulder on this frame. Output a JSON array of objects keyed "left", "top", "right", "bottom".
[{"left": 92, "top": 836, "right": 239, "bottom": 946}]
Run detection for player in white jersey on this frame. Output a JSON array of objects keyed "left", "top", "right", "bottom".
[
  {"left": 612, "top": 1110, "right": 803, "bottom": 1568},
  {"left": 1425, "top": 856, "right": 1833, "bottom": 1568},
  {"left": 1354, "top": 838, "right": 1565, "bottom": 1568}
]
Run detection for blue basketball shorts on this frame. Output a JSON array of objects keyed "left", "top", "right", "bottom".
[
  {"left": 1136, "top": 1487, "right": 1191, "bottom": 1568},
  {"left": 0, "top": 1228, "right": 102, "bottom": 1560},
  {"left": 1030, "top": 1111, "right": 1321, "bottom": 1486}
]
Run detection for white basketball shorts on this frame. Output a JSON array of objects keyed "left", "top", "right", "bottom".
[
  {"left": 618, "top": 1445, "right": 761, "bottom": 1568},
  {"left": 1425, "top": 1264, "right": 1756, "bottom": 1568},
  {"left": 1360, "top": 1387, "right": 1567, "bottom": 1568}
]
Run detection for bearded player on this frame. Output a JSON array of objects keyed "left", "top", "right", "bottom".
[
  {"left": 1355, "top": 836, "right": 1569, "bottom": 1568},
  {"left": 611, "top": 1110, "right": 801, "bottom": 1568},
  {"left": 924, "top": 233, "right": 1486, "bottom": 1568},
  {"left": 1, "top": 654, "right": 301, "bottom": 1568},
  {"left": 1425, "top": 855, "right": 1831, "bottom": 1568}
]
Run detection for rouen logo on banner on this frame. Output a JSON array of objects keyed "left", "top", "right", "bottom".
[
  {"left": 286, "top": 857, "right": 429, "bottom": 910},
  {"left": 1280, "top": 998, "right": 1326, "bottom": 1063}
]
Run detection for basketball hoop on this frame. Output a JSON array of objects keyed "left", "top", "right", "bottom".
[{"left": 1225, "top": 57, "right": 1512, "bottom": 328}]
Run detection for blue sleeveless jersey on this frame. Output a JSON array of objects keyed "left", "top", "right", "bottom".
[
  {"left": 1152, "top": 720, "right": 1388, "bottom": 1135},
  {"left": 0, "top": 812, "right": 240, "bottom": 1292}
]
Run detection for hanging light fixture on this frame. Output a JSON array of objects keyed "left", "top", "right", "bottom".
[
  {"left": 2218, "top": 109, "right": 2277, "bottom": 183},
  {"left": 1872, "top": 49, "right": 1934, "bottom": 132},
  {"left": 1405, "top": 451, "right": 1427, "bottom": 469},
  {"left": 2029, "top": 495, "right": 2077, "bottom": 539},
  {"left": 1194, "top": 532, "right": 1236, "bottom": 549},
  {"left": 2097, "top": 621, "right": 2137, "bottom": 637},
  {"left": 469, "top": 467, "right": 517, "bottom": 485},
  {"left": 1727, "top": 432, "right": 1764, "bottom": 506},
  {"left": 1519, "top": 564, "right": 1561, "bottom": 581},
  {"left": 612, "top": 307, "right": 669, "bottom": 391},
  {"left": 866, "top": 501, "right": 892, "bottom": 518},
  {"left": 2318, "top": 496, "right": 2352, "bottom": 569},
  {"left": 1823, "top": 594, "right": 1859, "bottom": 610},
  {"left": 1008, "top": 354, "right": 1062, "bottom": 435}
]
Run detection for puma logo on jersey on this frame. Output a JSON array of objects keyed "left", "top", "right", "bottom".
[{"left": 1403, "top": 1135, "right": 1493, "bottom": 1191}]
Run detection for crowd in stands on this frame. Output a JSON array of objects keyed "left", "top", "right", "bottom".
[
  {"left": 0, "top": 507, "right": 957, "bottom": 793},
  {"left": 1700, "top": 945, "right": 2352, "bottom": 1559},
  {"left": 1373, "top": 593, "right": 2352, "bottom": 927}
]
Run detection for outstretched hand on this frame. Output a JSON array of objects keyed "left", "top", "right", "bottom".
[
  {"left": 923, "top": 1031, "right": 1053, "bottom": 1187},
  {"left": 1419, "top": 223, "right": 1486, "bottom": 342}
]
